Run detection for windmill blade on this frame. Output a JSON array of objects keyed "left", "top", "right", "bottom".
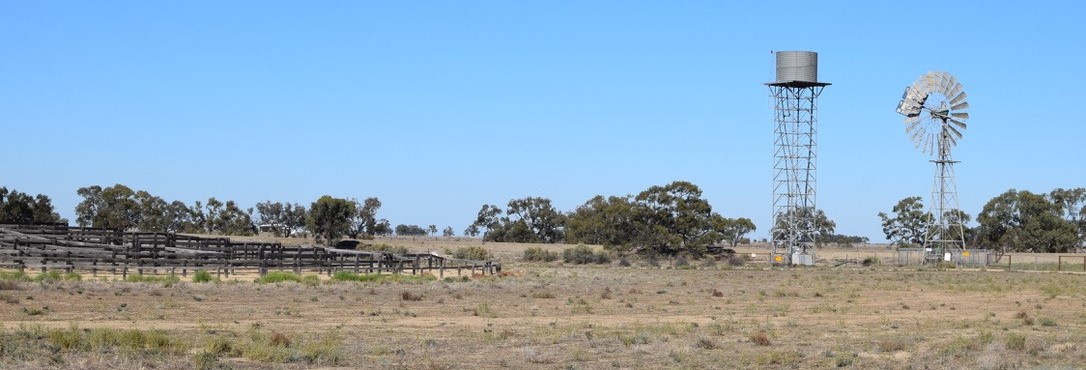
[
  {"left": 950, "top": 91, "right": 968, "bottom": 106},
  {"left": 946, "top": 82, "right": 962, "bottom": 101},
  {"left": 945, "top": 74, "right": 959, "bottom": 91},
  {"left": 905, "top": 118, "right": 922, "bottom": 133},
  {"left": 951, "top": 101, "right": 969, "bottom": 111},
  {"left": 937, "top": 73, "right": 954, "bottom": 95},
  {"left": 909, "top": 127, "right": 927, "bottom": 147},
  {"left": 946, "top": 123, "right": 963, "bottom": 139},
  {"left": 946, "top": 130, "right": 959, "bottom": 147},
  {"left": 897, "top": 87, "right": 924, "bottom": 115},
  {"left": 951, "top": 112, "right": 969, "bottom": 120},
  {"left": 949, "top": 118, "right": 968, "bottom": 130}
]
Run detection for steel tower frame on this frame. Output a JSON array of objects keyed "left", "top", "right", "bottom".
[
  {"left": 768, "top": 82, "right": 828, "bottom": 265},
  {"left": 923, "top": 117, "right": 967, "bottom": 262}
]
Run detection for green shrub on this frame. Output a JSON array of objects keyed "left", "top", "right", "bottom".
[
  {"left": 205, "top": 336, "right": 241, "bottom": 356},
  {"left": 1005, "top": 333, "right": 1026, "bottom": 350},
  {"left": 192, "top": 269, "right": 215, "bottom": 283},
  {"left": 562, "top": 245, "right": 610, "bottom": 264},
  {"left": 0, "top": 270, "right": 30, "bottom": 281},
  {"left": 302, "top": 275, "right": 321, "bottom": 286},
  {"left": 33, "top": 270, "right": 63, "bottom": 282},
  {"left": 193, "top": 351, "right": 223, "bottom": 370},
  {"left": 301, "top": 336, "right": 344, "bottom": 365},
  {"left": 523, "top": 247, "right": 559, "bottom": 262},
  {"left": 452, "top": 246, "right": 493, "bottom": 261},
  {"left": 255, "top": 272, "right": 303, "bottom": 284},
  {"left": 125, "top": 274, "right": 181, "bottom": 285},
  {"left": 861, "top": 256, "right": 879, "bottom": 266}
]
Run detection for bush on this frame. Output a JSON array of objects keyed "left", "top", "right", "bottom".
[
  {"left": 125, "top": 274, "right": 181, "bottom": 285},
  {"left": 192, "top": 269, "right": 215, "bottom": 283},
  {"left": 523, "top": 247, "right": 559, "bottom": 262},
  {"left": 562, "top": 245, "right": 610, "bottom": 264},
  {"left": 33, "top": 270, "right": 63, "bottom": 282},
  {"left": 255, "top": 272, "right": 303, "bottom": 284},
  {"left": 1005, "top": 333, "right": 1026, "bottom": 350},
  {"left": 401, "top": 290, "right": 423, "bottom": 301},
  {"left": 0, "top": 270, "right": 30, "bottom": 281},
  {"left": 205, "top": 336, "right": 240, "bottom": 356},
  {"left": 451, "top": 246, "right": 493, "bottom": 261},
  {"left": 727, "top": 256, "right": 746, "bottom": 266},
  {"left": 861, "top": 256, "right": 879, "bottom": 267},
  {"left": 193, "top": 351, "right": 222, "bottom": 370},
  {"left": 750, "top": 332, "right": 772, "bottom": 346}
]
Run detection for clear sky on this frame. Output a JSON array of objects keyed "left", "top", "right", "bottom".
[{"left": 2, "top": 1, "right": 1084, "bottom": 241}]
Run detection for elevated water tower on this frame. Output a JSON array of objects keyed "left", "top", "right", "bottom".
[{"left": 766, "top": 51, "right": 829, "bottom": 266}]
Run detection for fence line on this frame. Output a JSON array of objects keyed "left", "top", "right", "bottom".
[{"left": 0, "top": 224, "right": 499, "bottom": 278}]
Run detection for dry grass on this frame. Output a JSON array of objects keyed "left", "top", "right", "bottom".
[{"left": 1, "top": 240, "right": 1085, "bottom": 369}]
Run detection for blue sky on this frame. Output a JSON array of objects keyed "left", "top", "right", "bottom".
[{"left": 2, "top": 1, "right": 1083, "bottom": 241}]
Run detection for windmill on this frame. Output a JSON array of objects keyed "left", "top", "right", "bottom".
[{"left": 895, "top": 71, "right": 969, "bottom": 262}]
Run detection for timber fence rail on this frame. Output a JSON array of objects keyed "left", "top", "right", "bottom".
[{"left": 0, "top": 224, "right": 499, "bottom": 278}]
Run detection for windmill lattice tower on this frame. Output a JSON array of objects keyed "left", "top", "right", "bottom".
[{"left": 896, "top": 71, "right": 970, "bottom": 262}]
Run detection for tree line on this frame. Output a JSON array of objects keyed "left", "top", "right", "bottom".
[
  {"left": 2, "top": 183, "right": 459, "bottom": 246},
  {"left": 467, "top": 181, "right": 760, "bottom": 257},
  {"left": 878, "top": 188, "right": 1086, "bottom": 253},
  {"left": 0, "top": 187, "right": 66, "bottom": 224}
]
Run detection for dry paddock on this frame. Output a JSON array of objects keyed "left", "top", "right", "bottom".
[{"left": 1, "top": 245, "right": 1085, "bottom": 369}]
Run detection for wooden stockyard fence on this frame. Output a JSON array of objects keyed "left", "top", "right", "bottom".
[{"left": 0, "top": 223, "right": 499, "bottom": 279}]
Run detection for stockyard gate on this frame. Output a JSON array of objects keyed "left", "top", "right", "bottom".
[{"left": 0, "top": 223, "right": 499, "bottom": 279}]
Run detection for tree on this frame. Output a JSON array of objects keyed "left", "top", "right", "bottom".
[
  {"left": 0, "top": 187, "right": 65, "bottom": 224},
  {"left": 507, "top": 197, "right": 565, "bottom": 243},
  {"left": 771, "top": 207, "right": 836, "bottom": 246},
  {"left": 394, "top": 224, "right": 428, "bottom": 236},
  {"left": 977, "top": 189, "right": 1079, "bottom": 253},
  {"left": 204, "top": 197, "right": 224, "bottom": 233},
  {"left": 217, "top": 201, "right": 255, "bottom": 235},
  {"left": 464, "top": 224, "right": 480, "bottom": 238},
  {"left": 470, "top": 204, "right": 504, "bottom": 240},
  {"left": 942, "top": 209, "right": 975, "bottom": 247},
  {"left": 373, "top": 218, "right": 392, "bottom": 236},
  {"left": 135, "top": 190, "right": 169, "bottom": 232},
  {"left": 877, "top": 196, "right": 932, "bottom": 247},
  {"left": 357, "top": 197, "right": 382, "bottom": 236},
  {"left": 565, "top": 195, "right": 637, "bottom": 248},
  {"left": 428, "top": 224, "right": 437, "bottom": 236},
  {"left": 714, "top": 217, "right": 756, "bottom": 248},
  {"left": 469, "top": 198, "right": 566, "bottom": 243},
  {"left": 284, "top": 203, "right": 308, "bottom": 237},
  {"left": 75, "top": 184, "right": 140, "bottom": 229},
  {"left": 255, "top": 201, "right": 306, "bottom": 237},
  {"left": 442, "top": 226, "right": 455, "bottom": 237},
  {"left": 165, "top": 200, "right": 198, "bottom": 233},
  {"left": 306, "top": 196, "right": 357, "bottom": 245},
  {"left": 1049, "top": 187, "right": 1086, "bottom": 250},
  {"left": 255, "top": 201, "right": 286, "bottom": 236},
  {"left": 821, "top": 234, "right": 870, "bottom": 247},
  {"left": 630, "top": 181, "right": 722, "bottom": 256}
]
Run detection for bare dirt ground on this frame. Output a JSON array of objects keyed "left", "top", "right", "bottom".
[{"left": 2, "top": 239, "right": 1085, "bottom": 369}]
